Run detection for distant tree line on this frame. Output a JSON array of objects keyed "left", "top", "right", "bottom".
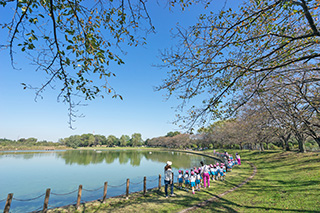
[
  {"left": 59, "top": 133, "right": 143, "bottom": 149},
  {"left": 148, "top": 122, "right": 320, "bottom": 152},
  {"left": 0, "top": 138, "right": 59, "bottom": 148}
]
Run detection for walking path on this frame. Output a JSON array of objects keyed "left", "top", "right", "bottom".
[{"left": 178, "top": 161, "right": 257, "bottom": 213}]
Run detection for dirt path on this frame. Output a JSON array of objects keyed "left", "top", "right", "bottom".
[{"left": 178, "top": 161, "right": 257, "bottom": 213}]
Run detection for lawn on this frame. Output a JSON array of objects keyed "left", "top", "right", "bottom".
[{"left": 200, "top": 150, "right": 320, "bottom": 212}]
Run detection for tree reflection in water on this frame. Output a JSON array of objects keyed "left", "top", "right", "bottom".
[{"left": 56, "top": 150, "right": 218, "bottom": 169}]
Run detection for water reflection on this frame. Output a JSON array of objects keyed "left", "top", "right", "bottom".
[
  {"left": 0, "top": 149, "right": 218, "bottom": 213},
  {"left": 0, "top": 151, "right": 57, "bottom": 159},
  {"left": 55, "top": 150, "right": 217, "bottom": 168}
]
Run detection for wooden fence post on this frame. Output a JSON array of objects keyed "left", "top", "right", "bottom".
[
  {"left": 102, "top": 182, "right": 108, "bottom": 203},
  {"left": 126, "top": 179, "right": 130, "bottom": 199},
  {"left": 43, "top": 188, "right": 51, "bottom": 213},
  {"left": 4, "top": 193, "right": 13, "bottom": 213},
  {"left": 76, "top": 185, "right": 83, "bottom": 209},
  {"left": 143, "top": 176, "right": 147, "bottom": 195},
  {"left": 158, "top": 174, "right": 161, "bottom": 191}
]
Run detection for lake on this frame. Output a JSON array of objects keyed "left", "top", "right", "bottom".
[{"left": 0, "top": 149, "right": 217, "bottom": 212}]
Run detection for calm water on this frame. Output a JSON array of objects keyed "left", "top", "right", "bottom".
[{"left": 0, "top": 149, "right": 217, "bottom": 212}]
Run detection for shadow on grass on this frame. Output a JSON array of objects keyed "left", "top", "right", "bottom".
[{"left": 198, "top": 193, "right": 316, "bottom": 213}]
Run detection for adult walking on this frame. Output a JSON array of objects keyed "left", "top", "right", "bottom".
[
  {"left": 200, "top": 161, "right": 210, "bottom": 188},
  {"left": 164, "top": 161, "right": 175, "bottom": 198},
  {"left": 224, "top": 155, "right": 229, "bottom": 171},
  {"left": 236, "top": 153, "right": 241, "bottom": 165}
]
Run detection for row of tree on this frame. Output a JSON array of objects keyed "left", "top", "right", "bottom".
[
  {"left": 147, "top": 103, "right": 320, "bottom": 152},
  {"left": 154, "top": 0, "right": 320, "bottom": 153},
  {"left": 0, "top": 138, "right": 59, "bottom": 147},
  {"left": 59, "top": 133, "right": 143, "bottom": 148}
]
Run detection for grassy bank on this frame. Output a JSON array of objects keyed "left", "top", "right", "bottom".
[
  {"left": 200, "top": 150, "right": 320, "bottom": 212},
  {"left": 47, "top": 149, "right": 320, "bottom": 213}
]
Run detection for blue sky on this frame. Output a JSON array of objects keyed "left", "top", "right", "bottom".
[{"left": 0, "top": 1, "right": 240, "bottom": 142}]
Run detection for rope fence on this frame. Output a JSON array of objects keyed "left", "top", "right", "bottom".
[
  {"left": 3, "top": 152, "right": 223, "bottom": 212},
  {"left": 12, "top": 193, "right": 46, "bottom": 202},
  {"left": 51, "top": 189, "right": 78, "bottom": 196},
  {"left": 82, "top": 186, "right": 104, "bottom": 192},
  {"left": 146, "top": 177, "right": 159, "bottom": 182},
  {"left": 130, "top": 180, "right": 143, "bottom": 185},
  {"left": 2, "top": 175, "right": 164, "bottom": 213},
  {"left": 108, "top": 182, "right": 127, "bottom": 188}
]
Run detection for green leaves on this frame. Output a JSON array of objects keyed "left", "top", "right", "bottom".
[{"left": 158, "top": 0, "right": 320, "bottom": 129}]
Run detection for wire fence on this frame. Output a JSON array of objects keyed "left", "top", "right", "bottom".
[
  {"left": 3, "top": 152, "right": 223, "bottom": 213},
  {"left": 130, "top": 180, "right": 143, "bottom": 185},
  {"left": 3, "top": 152, "right": 224, "bottom": 212},
  {"left": 2, "top": 175, "right": 164, "bottom": 213},
  {"left": 82, "top": 186, "right": 104, "bottom": 192},
  {"left": 12, "top": 193, "right": 46, "bottom": 202},
  {"left": 108, "top": 182, "right": 127, "bottom": 188},
  {"left": 51, "top": 189, "right": 78, "bottom": 196},
  {"left": 146, "top": 177, "right": 159, "bottom": 182}
]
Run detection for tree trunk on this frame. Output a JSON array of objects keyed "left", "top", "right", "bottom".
[
  {"left": 280, "top": 136, "right": 286, "bottom": 150},
  {"left": 280, "top": 133, "right": 291, "bottom": 151},
  {"left": 313, "top": 137, "right": 320, "bottom": 148},
  {"left": 239, "top": 143, "right": 243, "bottom": 150},
  {"left": 285, "top": 133, "right": 291, "bottom": 151},
  {"left": 295, "top": 133, "right": 306, "bottom": 153},
  {"left": 260, "top": 143, "right": 264, "bottom": 151}
]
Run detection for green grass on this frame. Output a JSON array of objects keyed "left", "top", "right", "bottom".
[
  {"left": 200, "top": 150, "right": 320, "bottom": 212},
  {"left": 47, "top": 149, "right": 320, "bottom": 213}
]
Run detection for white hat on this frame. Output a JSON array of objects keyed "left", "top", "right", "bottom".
[{"left": 167, "top": 161, "right": 172, "bottom": 166}]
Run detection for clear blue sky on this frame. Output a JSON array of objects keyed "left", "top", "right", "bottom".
[{"left": 0, "top": 1, "right": 240, "bottom": 142}]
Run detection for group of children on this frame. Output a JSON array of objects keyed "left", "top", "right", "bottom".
[
  {"left": 177, "top": 162, "right": 228, "bottom": 194},
  {"left": 176, "top": 152, "right": 241, "bottom": 195},
  {"left": 214, "top": 151, "right": 241, "bottom": 166}
]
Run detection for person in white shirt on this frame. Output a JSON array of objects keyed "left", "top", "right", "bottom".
[
  {"left": 178, "top": 170, "right": 183, "bottom": 189},
  {"left": 195, "top": 170, "right": 201, "bottom": 191},
  {"left": 189, "top": 171, "right": 196, "bottom": 194},
  {"left": 200, "top": 161, "right": 210, "bottom": 188},
  {"left": 184, "top": 170, "right": 190, "bottom": 191},
  {"left": 209, "top": 164, "right": 215, "bottom": 181},
  {"left": 216, "top": 163, "right": 221, "bottom": 180},
  {"left": 164, "top": 161, "right": 175, "bottom": 198}
]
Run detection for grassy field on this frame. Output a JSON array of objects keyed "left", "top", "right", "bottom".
[
  {"left": 200, "top": 150, "right": 320, "bottom": 213},
  {"left": 47, "top": 149, "right": 320, "bottom": 213}
]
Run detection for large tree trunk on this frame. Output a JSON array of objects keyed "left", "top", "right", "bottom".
[
  {"left": 312, "top": 137, "right": 320, "bottom": 148},
  {"left": 280, "top": 133, "right": 291, "bottom": 151},
  {"left": 285, "top": 133, "right": 291, "bottom": 151},
  {"left": 259, "top": 143, "right": 264, "bottom": 151},
  {"left": 306, "top": 128, "right": 320, "bottom": 148},
  {"left": 295, "top": 133, "right": 306, "bottom": 153},
  {"left": 239, "top": 142, "right": 243, "bottom": 150}
]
